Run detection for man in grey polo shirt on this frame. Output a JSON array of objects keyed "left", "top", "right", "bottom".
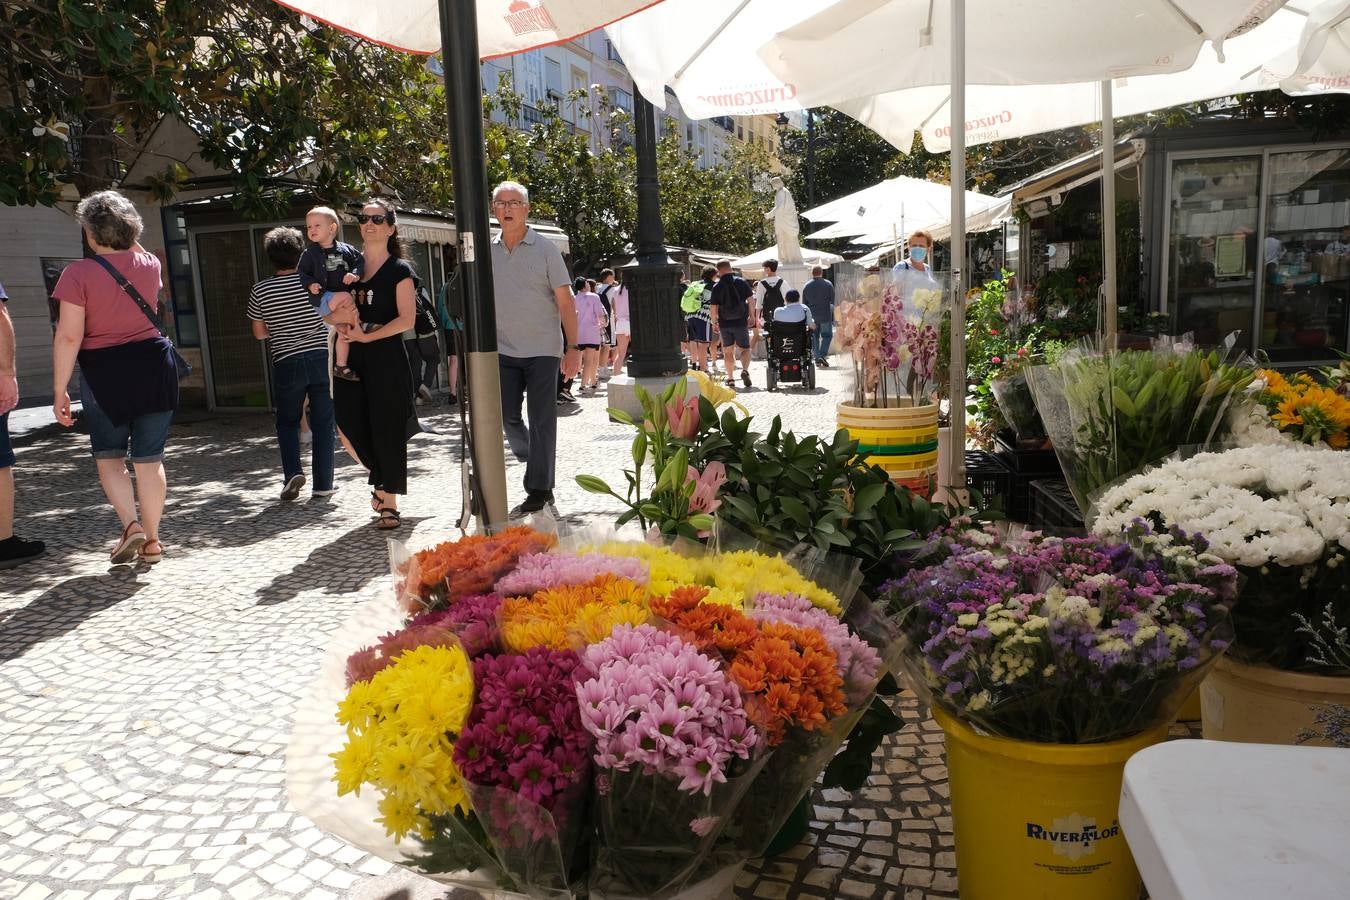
[{"left": 490, "top": 181, "right": 581, "bottom": 518}]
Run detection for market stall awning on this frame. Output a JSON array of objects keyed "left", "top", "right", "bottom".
[
  {"left": 1001, "top": 140, "right": 1141, "bottom": 211},
  {"left": 274, "top": 0, "right": 667, "bottom": 57}
]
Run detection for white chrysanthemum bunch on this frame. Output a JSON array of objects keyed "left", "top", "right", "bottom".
[{"left": 1093, "top": 445, "right": 1350, "bottom": 569}]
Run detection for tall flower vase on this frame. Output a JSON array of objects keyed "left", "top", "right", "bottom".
[
  {"left": 837, "top": 399, "right": 939, "bottom": 498},
  {"left": 935, "top": 709, "right": 1168, "bottom": 900},
  {"left": 1201, "top": 657, "right": 1350, "bottom": 745}
]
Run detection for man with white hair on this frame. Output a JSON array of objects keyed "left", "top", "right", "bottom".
[{"left": 490, "top": 181, "right": 581, "bottom": 518}]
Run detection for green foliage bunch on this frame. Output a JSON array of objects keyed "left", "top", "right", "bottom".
[{"left": 1029, "top": 345, "right": 1257, "bottom": 512}]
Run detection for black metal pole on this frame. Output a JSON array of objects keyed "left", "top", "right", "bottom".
[
  {"left": 438, "top": 0, "right": 507, "bottom": 525},
  {"left": 624, "top": 96, "right": 686, "bottom": 379}
]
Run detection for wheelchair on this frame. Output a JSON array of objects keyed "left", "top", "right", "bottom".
[{"left": 765, "top": 318, "right": 816, "bottom": 391}]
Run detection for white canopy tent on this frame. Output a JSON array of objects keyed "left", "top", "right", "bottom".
[{"left": 731, "top": 244, "right": 843, "bottom": 278}]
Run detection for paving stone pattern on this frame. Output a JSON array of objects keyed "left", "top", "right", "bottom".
[{"left": 0, "top": 360, "right": 1189, "bottom": 899}]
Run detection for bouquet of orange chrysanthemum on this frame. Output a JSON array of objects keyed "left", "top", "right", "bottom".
[
  {"left": 398, "top": 527, "right": 557, "bottom": 611},
  {"left": 1255, "top": 369, "right": 1350, "bottom": 450}
]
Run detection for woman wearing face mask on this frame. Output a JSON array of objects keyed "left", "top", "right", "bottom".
[{"left": 891, "top": 229, "right": 937, "bottom": 293}]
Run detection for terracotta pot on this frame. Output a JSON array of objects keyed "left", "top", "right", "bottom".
[{"left": 1201, "top": 656, "right": 1350, "bottom": 746}]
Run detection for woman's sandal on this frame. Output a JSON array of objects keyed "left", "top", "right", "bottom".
[
  {"left": 139, "top": 540, "right": 163, "bottom": 564},
  {"left": 371, "top": 490, "right": 383, "bottom": 513},
  {"left": 376, "top": 507, "right": 402, "bottom": 530},
  {"left": 110, "top": 521, "right": 147, "bottom": 565}
]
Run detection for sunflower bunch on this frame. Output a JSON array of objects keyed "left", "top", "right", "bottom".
[{"left": 1257, "top": 369, "right": 1350, "bottom": 449}]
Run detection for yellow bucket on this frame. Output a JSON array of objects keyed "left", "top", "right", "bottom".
[
  {"left": 934, "top": 709, "right": 1167, "bottom": 900},
  {"left": 868, "top": 450, "right": 940, "bottom": 474}
]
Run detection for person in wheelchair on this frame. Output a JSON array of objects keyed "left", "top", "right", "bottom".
[{"left": 766, "top": 290, "right": 817, "bottom": 391}]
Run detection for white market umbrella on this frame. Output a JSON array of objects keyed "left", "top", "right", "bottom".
[
  {"left": 1284, "top": 0, "right": 1350, "bottom": 93},
  {"left": 802, "top": 177, "right": 1004, "bottom": 240},
  {"left": 732, "top": 244, "right": 843, "bottom": 276},
  {"left": 846, "top": 196, "right": 1013, "bottom": 246},
  {"left": 277, "top": 0, "right": 665, "bottom": 56},
  {"left": 831, "top": 7, "right": 1307, "bottom": 155}
]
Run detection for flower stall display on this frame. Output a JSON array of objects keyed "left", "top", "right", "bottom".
[
  {"left": 881, "top": 522, "right": 1237, "bottom": 900},
  {"left": 1093, "top": 444, "right": 1350, "bottom": 744},
  {"left": 1026, "top": 337, "right": 1256, "bottom": 515},
  {"left": 288, "top": 528, "right": 896, "bottom": 899}
]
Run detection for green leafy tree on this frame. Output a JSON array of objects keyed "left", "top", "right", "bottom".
[
  {"left": 657, "top": 124, "right": 775, "bottom": 255},
  {"left": 0, "top": 0, "right": 449, "bottom": 214}
]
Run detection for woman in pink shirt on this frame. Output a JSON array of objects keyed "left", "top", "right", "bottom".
[
  {"left": 51, "top": 191, "right": 179, "bottom": 566},
  {"left": 572, "top": 277, "right": 607, "bottom": 395},
  {"left": 598, "top": 268, "right": 630, "bottom": 376}
]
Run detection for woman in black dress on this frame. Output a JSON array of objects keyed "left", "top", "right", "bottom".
[{"left": 329, "top": 199, "right": 416, "bottom": 529}]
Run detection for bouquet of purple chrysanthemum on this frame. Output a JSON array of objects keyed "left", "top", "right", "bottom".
[{"left": 881, "top": 521, "right": 1239, "bottom": 743}]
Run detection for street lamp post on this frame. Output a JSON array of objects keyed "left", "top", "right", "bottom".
[
  {"left": 806, "top": 108, "right": 815, "bottom": 210},
  {"left": 623, "top": 95, "right": 686, "bottom": 380}
]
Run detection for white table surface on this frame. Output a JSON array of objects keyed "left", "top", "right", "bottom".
[{"left": 1119, "top": 740, "right": 1350, "bottom": 900}]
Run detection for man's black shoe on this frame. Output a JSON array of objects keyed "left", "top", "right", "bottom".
[
  {"left": 509, "top": 491, "right": 557, "bottom": 518},
  {"left": 0, "top": 535, "right": 45, "bottom": 570}
]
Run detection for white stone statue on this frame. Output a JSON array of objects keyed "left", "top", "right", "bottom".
[{"left": 767, "top": 175, "right": 803, "bottom": 265}]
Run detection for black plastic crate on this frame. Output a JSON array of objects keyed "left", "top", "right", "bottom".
[
  {"left": 964, "top": 450, "right": 1010, "bottom": 513},
  {"left": 993, "top": 428, "right": 1061, "bottom": 475},
  {"left": 1029, "top": 479, "right": 1086, "bottom": 535}
]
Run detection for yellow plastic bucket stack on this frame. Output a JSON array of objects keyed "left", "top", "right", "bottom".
[
  {"left": 934, "top": 709, "right": 1167, "bottom": 900},
  {"left": 837, "top": 400, "right": 939, "bottom": 497}
]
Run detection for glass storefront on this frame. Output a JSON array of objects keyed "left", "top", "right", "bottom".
[
  {"left": 1166, "top": 145, "right": 1350, "bottom": 362},
  {"left": 1261, "top": 148, "right": 1350, "bottom": 363},
  {"left": 1167, "top": 156, "right": 1261, "bottom": 349}
]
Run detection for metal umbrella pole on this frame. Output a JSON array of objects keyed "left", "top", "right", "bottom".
[
  {"left": 438, "top": 0, "right": 508, "bottom": 527},
  {"left": 1100, "top": 79, "right": 1118, "bottom": 347},
  {"left": 945, "top": 0, "right": 968, "bottom": 500}
]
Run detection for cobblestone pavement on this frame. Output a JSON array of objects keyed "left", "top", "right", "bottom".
[{"left": 0, "top": 358, "right": 1188, "bottom": 900}]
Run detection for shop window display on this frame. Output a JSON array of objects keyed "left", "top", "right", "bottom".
[{"left": 1260, "top": 149, "right": 1350, "bottom": 363}]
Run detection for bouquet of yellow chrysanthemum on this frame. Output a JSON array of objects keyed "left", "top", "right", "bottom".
[{"left": 1255, "top": 368, "right": 1350, "bottom": 449}]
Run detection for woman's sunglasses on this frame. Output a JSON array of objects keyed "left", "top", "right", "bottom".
[{"left": 356, "top": 213, "right": 390, "bottom": 225}]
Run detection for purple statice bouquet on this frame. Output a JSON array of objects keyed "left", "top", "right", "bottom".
[
  {"left": 576, "top": 624, "right": 762, "bottom": 898},
  {"left": 495, "top": 551, "right": 648, "bottom": 596},
  {"left": 408, "top": 593, "right": 503, "bottom": 658},
  {"left": 453, "top": 648, "right": 591, "bottom": 850},
  {"left": 880, "top": 521, "right": 1239, "bottom": 743}
]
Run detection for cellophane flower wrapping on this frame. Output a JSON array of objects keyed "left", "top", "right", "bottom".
[
  {"left": 1025, "top": 334, "right": 1257, "bottom": 517},
  {"left": 1092, "top": 444, "right": 1350, "bottom": 672},
  {"left": 880, "top": 521, "right": 1239, "bottom": 744},
  {"left": 289, "top": 524, "right": 891, "bottom": 899},
  {"left": 836, "top": 270, "right": 947, "bottom": 408}
]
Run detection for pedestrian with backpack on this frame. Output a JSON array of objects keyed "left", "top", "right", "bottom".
[
  {"left": 681, "top": 267, "right": 716, "bottom": 374},
  {"left": 710, "top": 260, "right": 756, "bottom": 389},
  {"left": 405, "top": 271, "right": 441, "bottom": 405},
  {"left": 755, "top": 259, "right": 790, "bottom": 325}
]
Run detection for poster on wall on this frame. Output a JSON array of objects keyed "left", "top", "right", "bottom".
[{"left": 40, "top": 258, "right": 80, "bottom": 331}]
